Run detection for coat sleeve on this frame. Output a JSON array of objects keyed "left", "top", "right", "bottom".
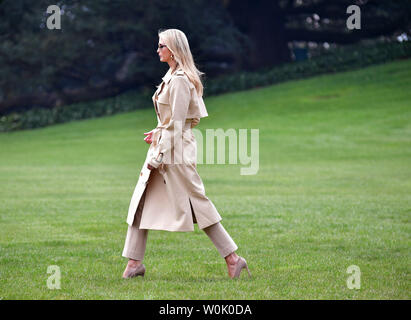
[{"left": 148, "top": 76, "right": 191, "bottom": 168}]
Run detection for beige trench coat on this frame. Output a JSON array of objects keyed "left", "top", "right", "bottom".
[{"left": 126, "top": 67, "right": 222, "bottom": 232}]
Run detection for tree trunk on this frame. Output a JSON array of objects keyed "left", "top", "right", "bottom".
[
  {"left": 246, "top": 6, "right": 291, "bottom": 69},
  {"left": 225, "top": 0, "right": 292, "bottom": 71}
]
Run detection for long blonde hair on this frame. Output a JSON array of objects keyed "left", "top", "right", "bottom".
[{"left": 158, "top": 28, "right": 204, "bottom": 97}]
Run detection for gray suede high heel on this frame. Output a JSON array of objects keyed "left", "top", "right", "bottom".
[
  {"left": 231, "top": 256, "right": 251, "bottom": 279},
  {"left": 122, "top": 263, "right": 146, "bottom": 279}
]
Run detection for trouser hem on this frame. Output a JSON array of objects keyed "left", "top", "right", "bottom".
[
  {"left": 122, "top": 249, "right": 145, "bottom": 261},
  {"left": 219, "top": 244, "right": 239, "bottom": 258}
]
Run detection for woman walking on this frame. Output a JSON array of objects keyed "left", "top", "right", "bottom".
[{"left": 122, "top": 28, "right": 251, "bottom": 279}]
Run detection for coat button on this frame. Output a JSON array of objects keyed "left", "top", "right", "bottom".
[{"left": 140, "top": 172, "right": 143, "bottom": 176}]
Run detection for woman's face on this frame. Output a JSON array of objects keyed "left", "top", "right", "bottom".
[{"left": 157, "top": 38, "right": 173, "bottom": 63}]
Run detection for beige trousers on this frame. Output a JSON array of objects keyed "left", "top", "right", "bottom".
[{"left": 122, "top": 221, "right": 238, "bottom": 260}]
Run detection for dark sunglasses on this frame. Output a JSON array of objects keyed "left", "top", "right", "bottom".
[{"left": 158, "top": 44, "right": 167, "bottom": 49}]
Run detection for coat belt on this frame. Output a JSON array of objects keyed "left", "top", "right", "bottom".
[{"left": 152, "top": 119, "right": 193, "bottom": 147}]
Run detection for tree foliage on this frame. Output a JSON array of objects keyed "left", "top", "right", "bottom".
[
  {"left": 1, "top": 0, "right": 410, "bottom": 113},
  {"left": 0, "top": 0, "right": 248, "bottom": 113}
]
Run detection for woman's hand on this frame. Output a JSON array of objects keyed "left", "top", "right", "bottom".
[
  {"left": 143, "top": 129, "right": 155, "bottom": 144},
  {"left": 191, "top": 118, "right": 200, "bottom": 128}
]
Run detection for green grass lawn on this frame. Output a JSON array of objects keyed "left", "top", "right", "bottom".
[{"left": 0, "top": 59, "right": 410, "bottom": 299}]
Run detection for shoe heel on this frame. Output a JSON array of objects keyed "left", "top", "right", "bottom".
[
  {"left": 241, "top": 258, "right": 251, "bottom": 277},
  {"left": 231, "top": 257, "right": 251, "bottom": 279},
  {"left": 140, "top": 265, "right": 146, "bottom": 277},
  {"left": 245, "top": 264, "right": 251, "bottom": 277}
]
